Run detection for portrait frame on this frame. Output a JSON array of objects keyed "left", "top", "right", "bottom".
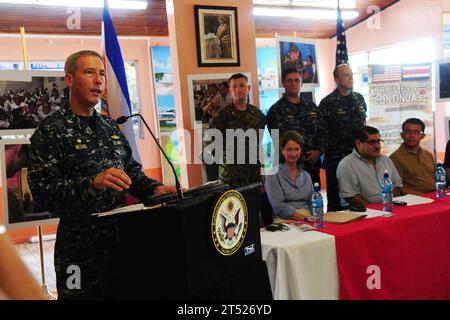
[
  {"left": 300, "top": 88, "right": 316, "bottom": 104},
  {"left": 436, "top": 60, "right": 450, "bottom": 102},
  {"left": 194, "top": 5, "right": 240, "bottom": 67},
  {"left": 276, "top": 36, "right": 319, "bottom": 88},
  {"left": 187, "top": 72, "right": 252, "bottom": 129},
  {"left": 0, "top": 138, "right": 59, "bottom": 229},
  {"left": 444, "top": 116, "right": 450, "bottom": 144},
  {"left": 0, "top": 70, "right": 66, "bottom": 137}
]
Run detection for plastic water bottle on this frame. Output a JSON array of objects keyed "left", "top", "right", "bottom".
[
  {"left": 311, "top": 183, "right": 324, "bottom": 228},
  {"left": 381, "top": 170, "right": 393, "bottom": 214},
  {"left": 435, "top": 161, "right": 447, "bottom": 198}
]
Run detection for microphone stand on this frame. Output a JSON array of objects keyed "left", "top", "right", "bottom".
[
  {"left": 201, "top": 150, "right": 238, "bottom": 188},
  {"left": 118, "top": 114, "right": 183, "bottom": 201}
]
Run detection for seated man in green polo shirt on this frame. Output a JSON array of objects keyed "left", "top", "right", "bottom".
[{"left": 390, "top": 118, "right": 435, "bottom": 195}]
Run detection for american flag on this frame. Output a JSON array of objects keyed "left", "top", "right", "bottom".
[
  {"left": 372, "top": 65, "right": 402, "bottom": 83},
  {"left": 402, "top": 64, "right": 431, "bottom": 81},
  {"left": 335, "top": 4, "right": 349, "bottom": 67}
]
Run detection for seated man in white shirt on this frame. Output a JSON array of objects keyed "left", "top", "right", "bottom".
[{"left": 337, "top": 125, "right": 405, "bottom": 206}]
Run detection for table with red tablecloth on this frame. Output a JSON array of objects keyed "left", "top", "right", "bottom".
[{"left": 320, "top": 193, "right": 450, "bottom": 300}]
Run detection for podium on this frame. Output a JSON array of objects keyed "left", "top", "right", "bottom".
[{"left": 113, "top": 182, "right": 272, "bottom": 299}]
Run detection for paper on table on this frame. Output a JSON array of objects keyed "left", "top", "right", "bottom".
[
  {"left": 291, "top": 222, "right": 316, "bottom": 232},
  {"left": 393, "top": 194, "right": 434, "bottom": 206},
  {"left": 363, "top": 208, "right": 386, "bottom": 219},
  {"left": 327, "top": 208, "right": 385, "bottom": 219},
  {"left": 324, "top": 211, "right": 367, "bottom": 224},
  {"left": 93, "top": 204, "right": 144, "bottom": 217},
  {"left": 92, "top": 203, "right": 161, "bottom": 217}
]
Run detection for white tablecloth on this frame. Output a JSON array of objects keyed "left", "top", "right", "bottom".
[{"left": 260, "top": 226, "right": 339, "bottom": 300}]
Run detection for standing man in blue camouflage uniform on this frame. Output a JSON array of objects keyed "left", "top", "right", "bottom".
[
  {"left": 27, "top": 51, "right": 176, "bottom": 299},
  {"left": 266, "top": 68, "right": 324, "bottom": 185},
  {"left": 210, "top": 73, "right": 266, "bottom": 184},
  {"left": 318, "top": 64, "right": 367, "bottom": 211}
]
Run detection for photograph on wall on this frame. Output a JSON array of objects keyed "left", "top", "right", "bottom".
[
  {"left": 1, "top": 139, "right": 58, "bottom": 228},
  {"left": 194, "top": 5, "right": 240, "bottom": 67},
  {"left": 368, "top": 63, "right": 433, "bottom": 156},
  {"left": 257, "top": 47, "right": 280, "bottom": 116},
  {"left": 152, "top": 46, "right": 176, "bottom": 132},
  {"left": 151, "top": 46, "right": 181, "bottom": 185},
  {"left": 187, "top": 72, "right": 252, "bottom": 128},
  {"left": 276, "top": 36, "right": 319, "bottom": 87},
  {"left": 437, "top": 60, "right": 450, "bottom": 102},
  {"left": 0, "top": 70, "right": 66, "bottom": 136},
  {"left": 188, "top": 73, "right": 252, "bottom": 183},
  {"left": 300, "top": 90, "right": 315, "bottom": 103},
  {"left": 359, "top": 66, "right": 369, "bottom": 87},
  {"left": 445, "top": 116, "right": 450, "bottom": 143}
]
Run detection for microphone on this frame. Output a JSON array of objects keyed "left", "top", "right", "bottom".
[{"left": 117, "top": 114, "right": 183, "bottom": 200}]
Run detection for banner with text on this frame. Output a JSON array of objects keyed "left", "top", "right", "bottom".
[{"left": 368, "top": 63, "right": 433, "bottom": 156}]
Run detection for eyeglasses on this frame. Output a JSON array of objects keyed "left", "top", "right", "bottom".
[
  {"left": 285, "top": 78, "right": 301, "bottom": 84},
  {"left": 403, "top": 130, "right": 424, "bottom": 135},
  {"left": 364, "top": 139, "right": 383, "bottom": 145}
]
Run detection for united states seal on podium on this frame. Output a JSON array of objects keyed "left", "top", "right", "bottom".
[{"left": 211, "top": 190, "right": 248, "bottom": 256}]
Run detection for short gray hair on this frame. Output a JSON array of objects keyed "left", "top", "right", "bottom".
[{"left": 64, "top": 50, "right": 103, "bottom": 74}]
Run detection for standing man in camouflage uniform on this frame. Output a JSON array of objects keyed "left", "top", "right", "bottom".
[
  {"left": 210, "top": 73, "right": 266, "bottom": 184},
  {"left": 318, "top": 64, "right": 367, "bottom": 211},
  {"left": 27, "top": 51, "right": 176, "bottom": 299},
  {"left": 266, "top": 68, "right": 324, "bottom": 185}
]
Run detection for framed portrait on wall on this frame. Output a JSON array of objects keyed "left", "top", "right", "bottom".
[
  {"left": 444, "top": 116, "right": 450, "bottom": 144},
  {"left": 0, "top": 70, "right": 66, "bottom": 137},
  {"left": 276, "top": 36, "right": 319, "bottom": 88},
  {"left": 194, "top": 5, "right": 240, "bottom": 67},
  {"left": 187, "top": 72, "right": 252, "bottom": 128},
  {"left": 436, "top": 60, "right": 450, "bottom": 102},
  {"left": 0, "top": 138, "right": 59, "bottom": 229},
  {"left": 300, "top": 89, "right": 316, "bottom": 104}
]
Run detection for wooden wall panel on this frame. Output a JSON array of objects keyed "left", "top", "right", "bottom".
[{"left": 0, "top": 0, "right": 398, "bottom": 38}]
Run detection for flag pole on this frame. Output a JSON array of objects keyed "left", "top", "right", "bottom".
[
  {"left": 19, "top": 27, "right": 28, "bottom": 71},
  {"left": 20, "top": 26, "right": 56, "bottom": 300}
]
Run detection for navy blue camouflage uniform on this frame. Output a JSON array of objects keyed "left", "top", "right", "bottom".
[
  {"left": 318, "top": 89, "right": 367, "bottom": 211},
  {"left": 27, "top": 102, "right": 162, "bottom": 299},
  {"left": 266, "top": 95, "right": 325, "bottom": 185}
]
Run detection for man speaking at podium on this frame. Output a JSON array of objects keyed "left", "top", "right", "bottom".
[{"left": 27, "top": 51, "right": 176, "bottom": 299}]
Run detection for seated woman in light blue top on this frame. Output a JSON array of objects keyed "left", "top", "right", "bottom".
[{"left": 265, "top": 130, "right": 314, "bottom": 220}]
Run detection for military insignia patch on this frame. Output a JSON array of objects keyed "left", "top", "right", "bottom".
[
  {"left": 337, "top": 108, "right": 347, "bottom": 115},
  {"left": 211, "top": 190, "right": 248, "bottom": 256}
]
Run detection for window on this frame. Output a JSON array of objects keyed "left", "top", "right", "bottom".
[{"left": 368, "top": 39, "right": 435, "bottom": 65}]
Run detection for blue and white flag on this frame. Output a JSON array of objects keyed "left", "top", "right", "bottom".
[{"left": 102, "top": 0, "right": 141, "bottom": 163}]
